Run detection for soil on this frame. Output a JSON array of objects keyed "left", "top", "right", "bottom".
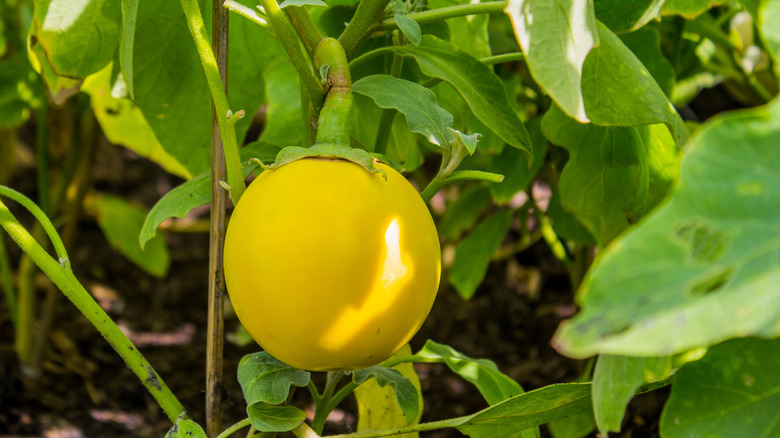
[{"left": 0, "top": 127, "right": 675, "bottom": 438}]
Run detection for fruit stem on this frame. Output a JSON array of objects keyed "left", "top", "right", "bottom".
[
  {"left": 314, "top": 38, "right": 353, "bottom": 146},
  {"left": 311, "top": 370, "right": 345, "bottom": 434}
]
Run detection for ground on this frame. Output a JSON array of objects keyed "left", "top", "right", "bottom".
[{"left": 1, "top": 124, "right": 677, "bottom": 438}]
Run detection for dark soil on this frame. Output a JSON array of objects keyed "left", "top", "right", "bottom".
[{"left": 1, "top": 133, "right": 670, "bottom": 438}]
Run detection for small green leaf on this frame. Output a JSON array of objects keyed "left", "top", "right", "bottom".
[
  {"left": 440, "top": 186, "right": 492, "bottom": 241},
  {"left": 409, "top": 340, "right": 523, "bottom": 406},
  {"left": 391, "top": 36, "right": 532, "bottom": 157},
  {"left": 594, "top": 0, "right": 664, "bottom": 33},
  {"left": 120, "top": 0, "right": 138, "bottom": 99},
  {"left": 395, "top": 14, "right": 422, "bottom": 45},
  {"left": 139, "top": 142, "right": 281, "bottom": 249},
  {"left": 455, "top": 383, "right": 592, "bottom": 437},
  {"left": 238, "top": 352, "right": 311, "bottom": 406},
  {"left": 351, "top": 366, "right": 420, "bottom": 425},
  {"left": 660, "top": 338, "right": 780, "bottom": 438},
  {"left": 165, "top": 414, "right": 206, "bottom": 438},
  {"left": 489, "top": 118, "right": 547, "bottom": 205},
  {"left": 583, "top": 21, "right": 689, "bottom": 146},
  {"left": 449, "top": 210, "right": 513, "bottom": 299},
  {"left": 504, "top": 0, "right": 598, "bottom": 122},
  {"left": 355, "top": 345, "right": 423, "bottom": 436},
  {"left": 592, "top": 355, "right": 672, "bottom": 434},
  {"left": 352, "top": 75, "right": 455, "bottom": 148},
  {"left": 552, "top": 98, "right": 780, "bottom": 358},
  {"left": 247, "top": 403, "right": 307, "bottom": 432},
  {"left": 90, "top": 195, "right": 169, "bottom": 278},
  {"left": 280, "top": 0, "right": 328, "bottom": 7}
]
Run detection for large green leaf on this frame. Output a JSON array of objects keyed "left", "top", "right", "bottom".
[
  {"left": 759, "top": 0, "right": 780, "bottom": 65},
  {"left": 619, "top": 27, "right": 675, "bottom": 97},
  {"left": 258, "top": 61, "right": 301, "bottom": 147},
  {"left": 353, "top": 74, "right": 455, "bottom": 148},
  {"left": 583, "top": 21, "right": 689, "bottom": 147},
  {"left": 391, "top": 36, "right": 532, "bottom": 156},
  {"left": 504, "top": 0, "right": 598, "bottom": 122},
  {"left": 455, "top": 383, "right": 592, "bottom": 437},
  {"left": 449, "top": 210, "right": 513, "bottom": 299},
  {"left": 660, "top": 337, "right": 780, "bottom": 438},
  {"left": 553, "top": 97, "right": 780, "bottom": 358},
  {"left": 542, "top": 105, "right": 679, "bottom": 246},
  {"left": 32, "top": 0, "right": 120, "bottom": 78},
  {"left": 592, "top": 355, "right": 671, "bottom": 434},
  {"left": 90, "top": 195, "right": 170, "bottom": 278},
  {"left": 594, "top": 0, "right": 664, "bottom": 33}
]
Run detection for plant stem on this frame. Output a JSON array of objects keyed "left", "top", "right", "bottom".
[
  {"left": 257, "top": 0, "right": 325, "bottom": 110},
  {"left": 223, "top": 0, "right": 268, "bottom": 27},
  {"left": 35, "top": 103, "right": 50, "bottom": 217},
  {"left": 378, "top": 1, "right": 506, "bottom": 30},
  {"left": 284, "top": 6, "right": 323, "bottom": 56},
  {"left": 311, "top": 370, "right": 345, "bottom": 434},
  {"left": 206, "top": 1, "right": 229, "bottom": 436},
  {"left": 338, "top": 0, "right": 392, "bottom": 59},
  {"left": 482, "top": 52, "right": 524, "bottom": 65},
  {"left": 313, "top": 38, "right": 353, "bottom": 146},
  {"left": 420, "top": 171, "right": 503, "bottom": 203},
  {"left": 179, "top": 0, "right": 246, "bottom": 202},
  {"left": 216, "top": 418, "right": 252, "bottom": 438},
  {"left": 328, "top": 417, "right": 465, "bottom": 438},
  {"left": 0, "top": 198, "right": 186, "bottom": 423}
]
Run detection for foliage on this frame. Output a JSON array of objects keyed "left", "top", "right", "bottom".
[{"left": 1, "top": 0, "right": 779, "bottom": 437}]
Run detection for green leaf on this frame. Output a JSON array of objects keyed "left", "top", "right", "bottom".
[
  {"left": 552, "top": 98, "right": 780, "bottom": 358},
  {"left": 455, "top": 383, "right": 592, "bottom": 437},
  {"left": 33, "top": 0, "right": 121, "bottom": 78},
  {"left": 489, "top": 118, "right": 547, "bottom": 205},
  {"left": 81, "top": 64, "right": 192, "bottom": 179},
  {"left": 164, "top": 414, "right": 207, "bottom": 438},
  {"left": 547, "top": 410, "right": 595, "bottom": 438},
  {"left": 355, "top": 345, "right": 422, "bottom": 436},
  {"left": 258, "top": 61, "right": 301, "bottom": 147},
  {"left": 592, "top": 355, "right": 671, "bottom": 434},
  {"left": 409, "top": 340, "right": 524, "bottom": 406},
  {"left": 90, "top": 195, "right": 169, "bottom": 278},
  {"left": 120, "top": 0, "right": 138, "bottom": 99},
  {"left": 661, "top": 0, "right": 728, "bottom": 18},
  {"left": 351, "top": 94, "right": 423, "bottom": 171},
  {"left": 542, "top": 105, "right": 679, "bottom": 246},
  {"left": 28, "top": 25, "right": 82, "bottom": 105},
  {"left": 660, "top": 337, "right": 780, "bottom": 438},
  {"left": 449, "top": 210, "right": 513, "bottom": 299},
  {"left": 594, "top": 0, "right": 664, "bottom": 33},
  {"left": 0, "top": 57, "right": 40, "bottom": 129},
  {"left": 247, "top": 403, "right": 307, "bottom": 432},
  {"left": 546, "top": 191, "right": 596, "bottom": 246},
  {"left": 620, "top": 27, "right": 675, "bottom": 97},
  {"left": 139, "top": 142, "right": 281, "bottom": 249},
  {"left": 583, "top": 21, "right": 689, "bottom": 146},
  {"left": 391, "top": 36, "right": 532, "bottom": 157},
  {"left": 504, "top": 0, "right": 598, "bottom": 122},
  {"left": 238, "top": 352, "right": 311, "bottom": 405},
  {"left": 351, "top": 366, "right": 420, "bottom": 425},
  {"left": 353, "top": 75, "right": 455, "bottom": 148},
  {"left": 395, "top": 14, "right": 421, "bottom": 45},
  {"left": 759, "top": 0, "right": 780, "bottom": 64},
  {"left": 280, "top": 0, "right": 328, "bottom": 7},
  {"left": 440, "top": 185, "right": 492, "bottom": 241}
]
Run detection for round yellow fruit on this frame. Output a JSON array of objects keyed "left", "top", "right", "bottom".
[{"left": 223, "top": 158, "right": 441, "bottom": 371}]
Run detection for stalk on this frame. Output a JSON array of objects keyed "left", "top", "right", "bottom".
[
  {"left": 313, "top": 38, "right": 352, "bottom": 146},
  {"left": 338, "top": 0, "right": 392, "bottom": 59}
]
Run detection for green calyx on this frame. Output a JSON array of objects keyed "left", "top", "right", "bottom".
[
  {"left": 250, "top": 144, "right": 387, "bottom": 179},
  {"left": 248, "top": 38, "right": 389, "bottom": 178}
]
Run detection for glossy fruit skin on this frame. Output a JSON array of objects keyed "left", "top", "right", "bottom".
[{"left": 223, "top": 158, "right": 441, "bottom": 371}]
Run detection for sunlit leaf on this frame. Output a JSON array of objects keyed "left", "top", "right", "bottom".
[
  {"left": 595, "top": 0, "right": 664, "bottom": 33},
  {"left": 504, "top": 0, "right": 598, "bottom": 122},
  {"left": 351, "top": 365, "right": 419, "bottom": 425},
  {"left": 553, "top": 98, "right": 780, "bottom": 358},
  {"left": 661, "top": 0, "right": 728, "bottom": 18}
]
